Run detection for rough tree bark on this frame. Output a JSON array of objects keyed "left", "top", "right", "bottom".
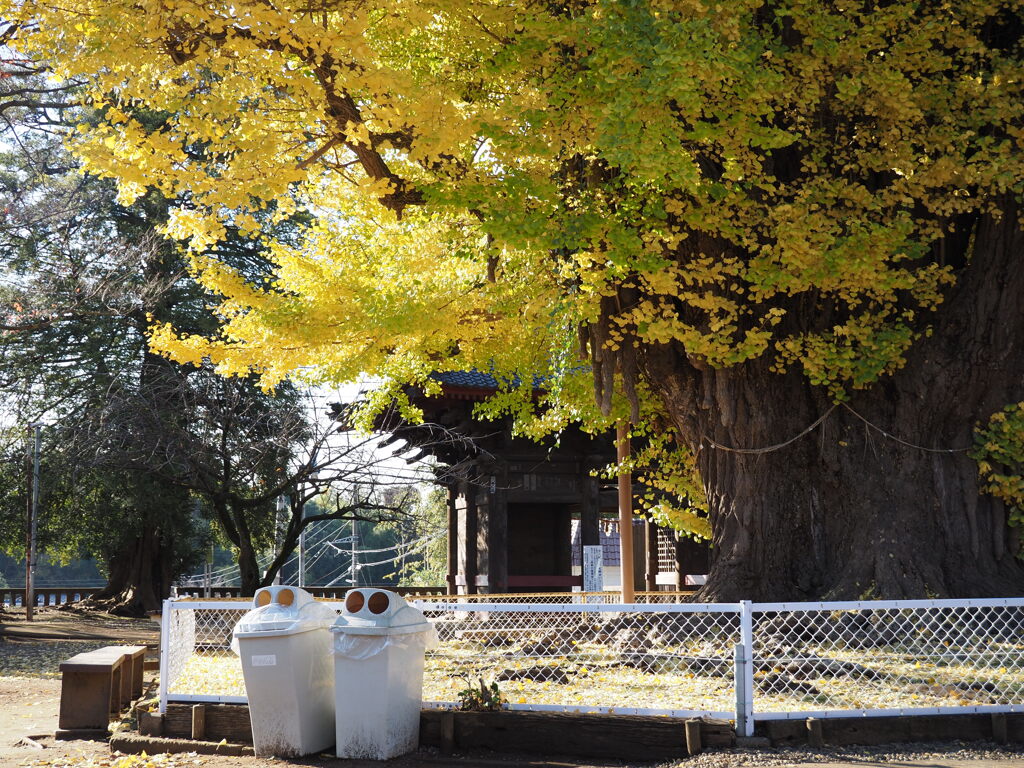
[
  {"left": 236, "top": 539, "right": 261, "bottom": 597},
  {"left": 88, "top": 524, "right": 174, "bottom": 616},
  {"left": 640, "top": 205, "right": 1024, "bottom": 601}
]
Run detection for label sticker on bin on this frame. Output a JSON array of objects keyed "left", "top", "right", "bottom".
[{"left": 250, "top": 654, "right": 276, "bottom": 666}]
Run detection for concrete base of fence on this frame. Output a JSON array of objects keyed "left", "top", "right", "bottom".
[
  {"left": 110, "top": 733, "right": 254, "bottom": 756},
  {"left": 160, "top": 704, "right": 252, "bottom": 743},
  {"left": 763, "top": 713, "right": 1024, "bottom": 747},
  {"left": 55, "top": 728, "right": 109, "bottom": 741},
  {"left": 154, "top": 703, "right": 1024, "bottom": 757},
  {"left": 419, "top": 710, "right": 734, "bottom": 761},
  {"left": 158, "top": 703, "right": 735, "bottom": 760}
]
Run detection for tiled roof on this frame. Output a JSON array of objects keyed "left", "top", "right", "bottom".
[
  {"left": 570, "top": 519, "right": 645, "bottom": 567},
  {"left": 430, "top": 370, "right": 546, "bottom": 392},
  {"left": 430, "top": 365, "right": 593, "bottom": 394},
  {"left": 431, "top": 370, "right": 501, "bottom": 389}
]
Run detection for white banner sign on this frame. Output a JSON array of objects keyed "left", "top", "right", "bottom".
[{"left": 583, "top": 545, "right": 604, "bottom": 593}]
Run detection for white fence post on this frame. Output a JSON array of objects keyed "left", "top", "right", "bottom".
[
  {"left": 734, "top": 599, "right": 755, "bottom": 737},
  {"left": 158, "top": 598, "right": 173, "bottom": 714}
]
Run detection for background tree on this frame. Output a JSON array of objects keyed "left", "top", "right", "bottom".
[
  {"left": 8, "top": 1, "right": 1024, "bottom": 600},
  {"left": 390, "top": 487, "right": 449, "bottom": 588},
  {"left": 0, "top": 85, "right": 204, "bottom": 613},
  {"left": 258, "top": 408, "right": 463, "bottom": 593},
  {"left": 0, "top": 65, "right": 327, "bottom": 611}
]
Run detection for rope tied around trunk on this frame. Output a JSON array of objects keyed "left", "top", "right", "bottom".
[{"left": 701, "top": 403, "right": 972, "bottom": 455}]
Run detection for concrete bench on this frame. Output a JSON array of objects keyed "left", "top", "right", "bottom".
[
  {"left": 93, "top": 645, "right": 147, "bottom": 705},
  {"left": 57, "top": 645, "right": 148, "bottom": 737}
]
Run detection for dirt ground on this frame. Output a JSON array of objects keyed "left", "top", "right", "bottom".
[
  {"left": 0, "top": 607, "right": 158, "bottom": 768},
  {"left": 0, "top": 607, "right": 161, "bottom": 646},
  {"left": 0, "top": 674, "right": 643, "bottom": 768}
]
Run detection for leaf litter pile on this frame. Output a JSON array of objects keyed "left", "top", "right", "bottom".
[
  {"left": 0, "top": 638, "right": 117, "bottom": 679},
  {"left": 24, "top": 751, "right": 203, "bottom": 768}
]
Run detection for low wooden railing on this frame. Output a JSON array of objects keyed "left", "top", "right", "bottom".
[
  {"left": 1, "top": 587, "right": 102, "bottom": 607},
  {"left": 173, "top": 584, "right": 448, "bottom": 600},
  {"left": 0, "top": 584, "right": 448, "bottom": 607}
]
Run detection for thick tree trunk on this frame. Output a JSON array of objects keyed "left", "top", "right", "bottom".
[
  {"left": 86, "top": 327, "right": 193, "bottom": 615},
  {"left": 88, "top": 525, "right": 172, "bottom": 616},
  {"left": 236, "top": 538, "right": 262, "bottom": 597},
  {"left": 640, "top": 207, "right": 1024, "bottom": 601},
  {"left": 212, "top": 498, "right": 263, "bottom": 597}
]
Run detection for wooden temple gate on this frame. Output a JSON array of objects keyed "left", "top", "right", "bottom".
[{"left": 379, "top": 371, "right": 709, "bottom": 595}]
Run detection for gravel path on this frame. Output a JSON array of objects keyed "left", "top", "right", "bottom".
[{"left": 678, "top": 743, "right": 1024, "bottom": 767}]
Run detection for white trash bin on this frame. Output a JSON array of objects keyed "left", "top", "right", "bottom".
[
  {"left": 331, "top": 588, "right": 438, "bottom": 759},
  {"left": 232, "top": 586, "right": 337, "bottom": 757}
]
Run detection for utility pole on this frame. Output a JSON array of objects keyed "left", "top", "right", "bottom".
[
  {"left": 273, "top": 495, "right": 286, "bottom": 585},
  {"left": 351, "top": 518, "right": 358, "bottom": 588},
  {"left": 300, "top": 450, "right": 319, "bottom": 590},
  {"left": 24, "top": 423, "right": 41, "bottom": 621},
  {"left": 298, "top": 488, "right": 307, "bottom": 588},
  {"left": 298, "top": 525, "right": 306, "bottom": 589},
  {"left": 204, "top": 543, "right": 213, "bottom": 598}
]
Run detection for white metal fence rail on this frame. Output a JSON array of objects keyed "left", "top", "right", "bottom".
[
  {"left": 747, "top": 599, "right": 1024, "bottom": 731},
  {"left": 159, "top": 596, "right": 1024, "bottom": 733},
  {"left": 418, "top": 600, "right": 740, "bottom": 718}
]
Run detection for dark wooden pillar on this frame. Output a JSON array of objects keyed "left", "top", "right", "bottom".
[
  {"left": 645, "top": 519, "right": 659, "bottom": 591},
  {"left": 461, "top": 480, "right": 478, "bottom": 595},
  {"left": 446, "top": 484, "right": 458, "bottom": 595},
  {"left": 486, "top": 464, "right": 508, "bottom": 594}
]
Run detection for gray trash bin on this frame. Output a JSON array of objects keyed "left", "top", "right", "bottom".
[
  {"left": 232, "top": 586, "right": 337, "bottom": 757},
  {"left": 330, "top": 588, "right": 438, "bottom": 759}
]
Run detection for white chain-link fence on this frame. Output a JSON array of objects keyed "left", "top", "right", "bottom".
[
  {"left": 417, "top": 600, "right": 739, "bottom": 716},
  {"left": 159, "top": 601, "right": 251, "bottom": 707},
  {"left": 159, "top": 596, "right": 1024, "bottom": 732},
  {"left": 747, "top": 599, "right": 1024, "bottom": 731}
]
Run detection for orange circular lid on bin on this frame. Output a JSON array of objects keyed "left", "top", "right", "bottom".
[
  {"left": 345, "top": 591, "right": 365, "bottom": 613},
  {"left": 368, "top": 591, "right": 390, "bottom": 614}
]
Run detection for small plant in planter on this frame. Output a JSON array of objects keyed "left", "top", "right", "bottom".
[{"left": 457, "top": 677, "right": 505, "bottom": 711}]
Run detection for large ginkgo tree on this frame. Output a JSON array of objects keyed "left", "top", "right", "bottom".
[{"left": 5, "top": 0, "right": 1023, "bottom": 599}]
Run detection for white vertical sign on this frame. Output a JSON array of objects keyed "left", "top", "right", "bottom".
[{"left": 583, "top": 545, "right": 604, "bottom": 593}]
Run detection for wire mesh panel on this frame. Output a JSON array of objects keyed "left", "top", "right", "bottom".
[
  {"left": 164, "top": 601, "right": 265, "bottom": 702},
  {"left": 415, "top": 601, "right": 740, "bottom": 716},
  {"left": 161, "top": 598, "right": 737, "bottom": 716},
  {"left": 164, "top": 605, "right": 196, "bottom": 695},
  {"left": 751, "top": 599, "right": 1024, "bottom": 717}
]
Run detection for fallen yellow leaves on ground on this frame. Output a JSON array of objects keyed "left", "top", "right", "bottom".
[{"left": 0, "top": 640, "right": 115, "bottom": 679}]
